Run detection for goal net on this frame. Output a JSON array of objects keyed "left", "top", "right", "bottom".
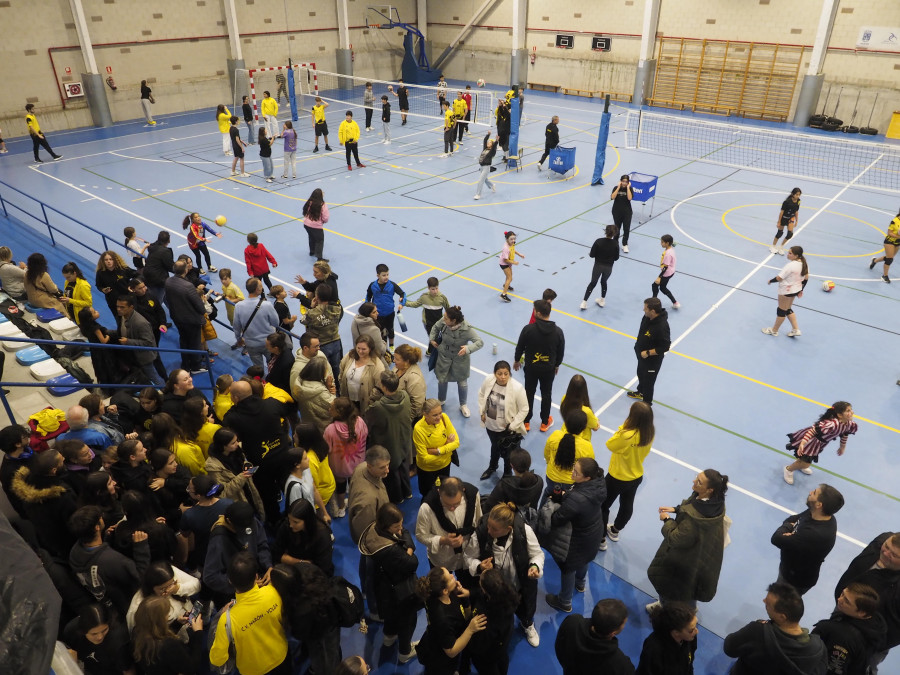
[
  {"left": 295, "top": 66, "right": 496, "bottom": 129},
  {"left": 624, "top": 110, "right": 900, "bottom": 192},
  {"left": 233, "top": 64, "right": 318, "bottom": 123}
]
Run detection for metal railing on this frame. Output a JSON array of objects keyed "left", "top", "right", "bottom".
[{"left": 0, "top": 334, "right": 215, "bottom": 425}]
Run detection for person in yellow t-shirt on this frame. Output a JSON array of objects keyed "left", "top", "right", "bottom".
[
  {"left": 311, "top": 97, "right": 333, "bottom": 152},
  {"left": 543, "top": 410, "right": 594, "bottom": 502},
  {"left": 209, "top": 551, "right": 288, "bottom": 675},
  {"left": 441, "top": 101, "right": 457, "bottom": 157},
  {"left": 217, "top": 268, "right": 244, "bottom": 325},
  {"left": 25, "top": 103, "right": 62, "bottom": 163},
  {"left": 338, "top": 110, "right": 364, "bottom": 170},
  {"left": 260, "top": 90, "right": 279, "bottom": 139},
  {"left": 216, "top": 103, "right": 232, "bottom": 155},
  {"left": 413, "top": 399, "right": 459, "bottom": 499},
  {"left": 453, "top": 91, "right": 468, "bottom": 143},
  {"left": 599, "top": 401, "right": 654, "bottom": 549}
]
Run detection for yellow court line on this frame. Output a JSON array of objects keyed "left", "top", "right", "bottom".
[
  {"left": 202, "top": 179, "right": 897, "bottom": 435},
  {"left": 399, "top": 268, "right": 435, "bottom": 286},
  {"left": 721, "top": 204, "right": 885, "bottom": 258}
]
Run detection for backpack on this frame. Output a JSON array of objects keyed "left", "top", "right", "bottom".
[
  {"left": 330, "top": 576, "right": 367, "bottom": 633},
  {"left": 517, "top": 504, "right": 538, "bottom": 529}
]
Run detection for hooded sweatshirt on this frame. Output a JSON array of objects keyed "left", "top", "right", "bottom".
[
  {"left": 812, "top": 610, "right": 887, "bottom": 675},
  {"left": 514, "top": 318, "right": 565, "bottom": 372},
  {"left": 483, "top": 472, "right": 544, "bottom": 512},
  {"left": 365, "top": 391, "right": 412, "bottom": 469},
  {"left": 223, "top": 396, "right": 290, "bottom": 465},
  {"left": 634, "top": 309, "right": 671, "bottom": 357},
  {"left": 300, "top": 301, "right": 343, "bottom": 345},
  {"left": 69, "top": 538, "right": 148, "bottom": 617},
  {"left": 555, "top": 614, "right": 635, "bottom": 675},
  {"left": 724, "top": 620, "right": 826, "bottom": 675}
]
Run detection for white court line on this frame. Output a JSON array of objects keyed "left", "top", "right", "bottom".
[
  {"left": 30, "top": 152, "right": 870, "bottom": 550},
  {"left": 595, "top": 152, "right": 887, "bottom": 420}
]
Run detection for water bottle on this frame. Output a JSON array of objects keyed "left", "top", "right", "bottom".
[{"left": 492, "top": 343, "right": 498, "bottom": 355}]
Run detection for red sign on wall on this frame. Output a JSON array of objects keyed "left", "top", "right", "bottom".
[
  {"left": 106, "top": 66, "right": 112, "bottom": 74},
  {"left": 65, "top": 67, "right": 71, "bottom": 74}
]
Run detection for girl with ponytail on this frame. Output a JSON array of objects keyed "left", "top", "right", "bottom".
[
  {"left": 762, "top": 245, "right": 809, "bottom": 337},
  {"left": 543, "top": 409, "right": 594, "bottom": 504},
  {"left": 783, "top": 401, "right": 855, "bottom": 484}
]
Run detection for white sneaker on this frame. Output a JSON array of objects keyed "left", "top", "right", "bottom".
[
  {"left": 622, "top": 244, "right": 629, "bottom": 253},
  {"left": 398, "top": 642, "right": 418, "bottom": 664},
  {"left": 225, "top": 151, "right": 232, "bottom": 156},
  {"left": 440, "top": 153, "right": 448, "bottom": 158},
  {"left": 597, "top": 297, "right": 606, "bottom": 307},
  {"left": 537, "top": 163, "right": 542, "bottom": 171},
  {"left": 672, "top": 301, "right": 681, "bottom": 309},
  {"left": 769, "top": 246, "right": 778, "bottom": 254},
  {"left": 240, "top": 173, "right": 251, "bottom": 177},
  {"left": 523, "top": 623, "right": 540, "bottom": 647},
  {"left": 598, "top": 539, "right": 608, "bottom": 551},
  {"left": 762, "top": 327, "right": 778, "bottom": 336},
  {"left": 777, "top": 246, "right": 785, "bottom": 255},
  {"left": 783, "top": 466, "right": 795, "bottom": 485},
  {"left": 787, "top": 329, "right": 802, "bottom": 337},
  {"left": 231, "top": 171, "right": 238, "bottom": 176},
  {"left": 473, "top": 194, "right": 481, "bottom": 200},
  {"left": 460, "top": 404, "right": 470, "bottom": 418},
  {"left": 490, "top": 185, "right": 496, "bottom": 193},
  {"left": 800, "top": 466, "right": 813, "bottom": 475},
  {"left": 580, "top": 300, "right": 587, "bottom": 310}
]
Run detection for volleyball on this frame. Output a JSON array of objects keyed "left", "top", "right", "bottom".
[
  {"left": 388, "top": 85, "right": 393, "bottom": 91},
  {"left": 214, "top": 215, "right": 227, "bottom": 226},
  {"left": 822, "top": 280, "right": 835, "bottom": 292},
  {"left": 477, "top": 78, "right": 486, "bottom": 88}
]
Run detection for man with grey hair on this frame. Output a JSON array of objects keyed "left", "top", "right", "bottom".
[
  {"left": 349, "top": 444, "right": 391, "bottom": 620},
  {"left": 57, "top": 406, "right": 114, "bottom": 452},
  {"left": 232, "top": 277, "right": 280, "bottom": 371}
]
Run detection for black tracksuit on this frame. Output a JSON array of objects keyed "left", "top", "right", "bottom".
[
  {"left": 812, "top": 610, "right": 887, "bottom": 675},
  {"left": 514, "top": 318, "right": 565, "bottom": 425},
  {"left": 633, "top": 309, "right": 670, "bottom": 405},
  {"left": 539, "top": 122, "right": 560, "bottom": 165}
]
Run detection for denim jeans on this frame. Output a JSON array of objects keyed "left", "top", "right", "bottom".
[
  {"left": 261, "top": 155, "right": 274, "bottom": 178},
  {"left": 558, "top": 564, "right": 588, "bottom": 605},
  {"left": 437, "top": 379, "right": 468, "bottom": 406},
  {"left": 475, "top": 164, "right": 494, "bottom": 196}
]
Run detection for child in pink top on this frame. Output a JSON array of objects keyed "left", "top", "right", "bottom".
[
  {"left": 323, "top": 397, "right": 368, "bottom": 516},
  {"left": 652, "top": 234, "right": 680, "bottom": 309},
  {"left": 302, "top": 188, "right": 330, "bottom": 262},
  {"left": 499, "top": 230, "right": 524, "bottom": 303}
]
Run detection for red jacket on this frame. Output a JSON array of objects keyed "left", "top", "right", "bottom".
[{"left": 244, "top": 243, "right": 277, "bottom": 276}]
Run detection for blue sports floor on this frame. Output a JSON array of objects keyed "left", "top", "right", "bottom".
[{"left": 1, "top": 81, "right": 898, "bottom": 674}]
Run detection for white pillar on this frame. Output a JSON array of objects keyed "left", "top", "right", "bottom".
[
  {"left": 510, "top": 0, "right": 528, "bottom": 85},
  {"left": 633, "top": 0, "right": 661, "bottom": 105},
  {"left": 67, "top": 0, "right": 99, "bottom": 74},
  {"left": 807, "top": 0, "right": 840, "bottom": 76},
  {"left": 336, "top": 0, "right": 351, "bottom": 50},
  {"left": 223, "top": 0, "right": 243, "bottom": 60},
  {"left": 417, "top": 0, "right": 427, "bottom": 40}
]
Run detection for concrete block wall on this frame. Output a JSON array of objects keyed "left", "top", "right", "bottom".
[{"left": 0, "top": 0, "right": 416, "bottom": 137}]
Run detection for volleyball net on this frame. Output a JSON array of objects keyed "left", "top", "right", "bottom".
[
  {"left": 294, "top": 66, "right": 496, "bottom": 128},
  {"left": 624, "top": 110, "right": 900, "bottom": 192}
]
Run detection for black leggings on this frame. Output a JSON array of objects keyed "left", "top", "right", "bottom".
[
  {"left": 345, "top": 141, "right": 361, "bottom": 166},
  {"left": 365, "top": 107, "right": 373, "bottom": 128},
  {"left": 612, "top": 209, "right": 632, "bottom": 245},
  {"left": 652, "top": 274, "right": 676, "bottom": 303},
  {"left": 601, "top": 474, "right": 643, "bottom": 532},
  {"left": 192, "top": 243, "right": 211, "bottom": 270},
  {"left": 253, "top": 272, "right": 273, "bottom": 290},
  {"left": 583, "top": 262, "right": 614, "bottom": 300},
  {"left": 444, "top": 129, "right": 456, "bottom": 153}
]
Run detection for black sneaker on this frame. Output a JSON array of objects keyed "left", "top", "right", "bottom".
[
  {"left": 53, "top": 155, "right": 63, "bottom": 161},
  {"left": 313, "top": 146, "right": 319, "bottom": 153},
  {"left": 500, "top": 294, "right": 511, "bottom": 303},
  {"left": 545, "top": 594, "right": 572, "bottom": 613},
  {"left": 507, "top": 286, "right": 514, "bottom": 292},
  {"left": 325, "top": 145, "right": 333, "bottom": 151},
  {"left": 870, "top": 258, "right": 877, "bottom": 270},
  {"left": 883, "top": 275, "right": 891, "bottom": 284},
  {"left": 480, "top": 468, "right": 496, "bottom": 480},
  {"left": 34, "top": 159, "right": 44, "bottom": 163},
  {"left": 626, "top": 391, "right": 643, "bottom": 400}
]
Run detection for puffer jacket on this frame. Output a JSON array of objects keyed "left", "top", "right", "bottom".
[
  {"left": 10, "top": 467, "right": 78, "bottom": 559},
  {"left": 398, "top": 364, "right": 426, "bottom": 421},
  {"left": 294, "top": 378, "right": 336, "bottom": 433},
  {"left": 551, "top": 477, "right": 607, "bottom": 570},
  {"left": 359, "top": 522, "right": 420, "bottom": 612},
  {"left": 647, "top": 495, "right": 726, "bottom": 603}
]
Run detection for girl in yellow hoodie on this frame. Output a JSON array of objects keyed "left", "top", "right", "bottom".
[
  {"left": 600, "top": 401, "right": 655, "bottom": 549},
  {"left": 413, "top": 399, "right": 459, "bottom": 499},
  {"left": 216, "top": 104, "right": 232, "bottom": 155}
]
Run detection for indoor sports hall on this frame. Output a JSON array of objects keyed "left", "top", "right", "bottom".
[{"left": 1, "top": 1, "right": 899, "bottom": 674}]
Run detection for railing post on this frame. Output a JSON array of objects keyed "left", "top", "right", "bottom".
[
  {"left": 102, "top": 235, "right": 109, "bottom": 251},
  {"left": 40, "top": 203, "right": 56, "bottom": 246},
  {"left": 0, "top": 193, "right": 7, "bottom": 218},
  {"left": 0, "top": 389, "right": 16, "bottom": 425}
]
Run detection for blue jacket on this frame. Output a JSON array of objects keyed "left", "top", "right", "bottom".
[
  {"left": 232, "top": 296, "right": 280, "bottom": 348},
  {"left": 366, "top": 280, "right": 405, "bottom": 316}
]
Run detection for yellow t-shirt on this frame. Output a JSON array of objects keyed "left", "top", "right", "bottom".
[
  {"left": 543, "top": 430, "right": 595, "bottom": 485},
  {"left": 195, "top": 422, "right": 221, "bottom": 458},
  {"left": 308, "top": 451, "right": 336, "bottom": 507},
  {"left": 605, "top": 425, "right": 652, "bottom": 481},
  {"left": 261, "top": 97, "right": 278, "bottom": 117},
  {"left": 443, "top": 108, "right": 456, "bottom": 131},
  {"left": 26, "top": 113, "right": 40, "bottom": 135},
  {"left": 217, "top": 109, "right": 232, "bottom": 133},
  {"left": 221, "top": 281, "right": 244, "bottom": 322},
  {"left": 453, "top": 98, "right": 467, "bottom": 118},
  {"left": 338, "top": 119, "right": 360, "bottom": 145},
  {"left": 173, "top": 438, "right": 207, "bottom": 476},
  {"left": 888, "top": 216, "right": 900, "bottom": 240},
  {"left": 560, "top": 397, "right": 599, "bottom": 442},
  {"left": 508, "top": 244, "right": 516, "bottom": 263},
  {"left": 213, "top": 390, "right": 234, "bottom": 421},
  {"left": 313, "top": 104, "right": 326, "bottom": 124}
]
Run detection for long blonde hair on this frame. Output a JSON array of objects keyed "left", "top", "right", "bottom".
[{"left": 132, "top": 596, "right": 176, "bottom": 664}]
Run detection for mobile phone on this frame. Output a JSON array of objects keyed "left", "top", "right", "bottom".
[
  {"left": 188, "top": 602, "right": 203, "bottom": 623},
  {"left": 245, "top": 466, "right": 259, "bottom": 475}
]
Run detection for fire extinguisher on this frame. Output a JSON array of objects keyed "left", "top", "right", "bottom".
[
  {"left": 350, "top": 43, "right": 355, "bottom": 62},
  {"left": 530, "top": 47, "right": 536, "bottom": 65},
  {"left": 106, "top": 76, "right": 117, "bottom": 90}
]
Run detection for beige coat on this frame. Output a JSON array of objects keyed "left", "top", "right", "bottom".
[
  {"left": 338, "top": 354, "right": 385, "bottom": 416},
  {"left": 348, "top": 461, "right": 389, "bottom": 545},
  {"left": 25, "top": 272, "right": 67, "bottom": 313},
  {"left": 398, "top": 364, "right": 427, "bottom": 421},
  {"left": 294, "top": 377, "right": 336, "bottom": 433},
  {"left": 204, "top": 455, "right": 266, "bottom": 520}
]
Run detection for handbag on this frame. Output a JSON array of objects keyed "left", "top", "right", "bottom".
[
  {"left": 207, "top": 607, "right": 237, "bottom": 675},
  {"left": 202, "top": 315, "right": 218, "bottom": 341},
  {"left": 427, "top": 326, "right": 444, "bottom": 372}
]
